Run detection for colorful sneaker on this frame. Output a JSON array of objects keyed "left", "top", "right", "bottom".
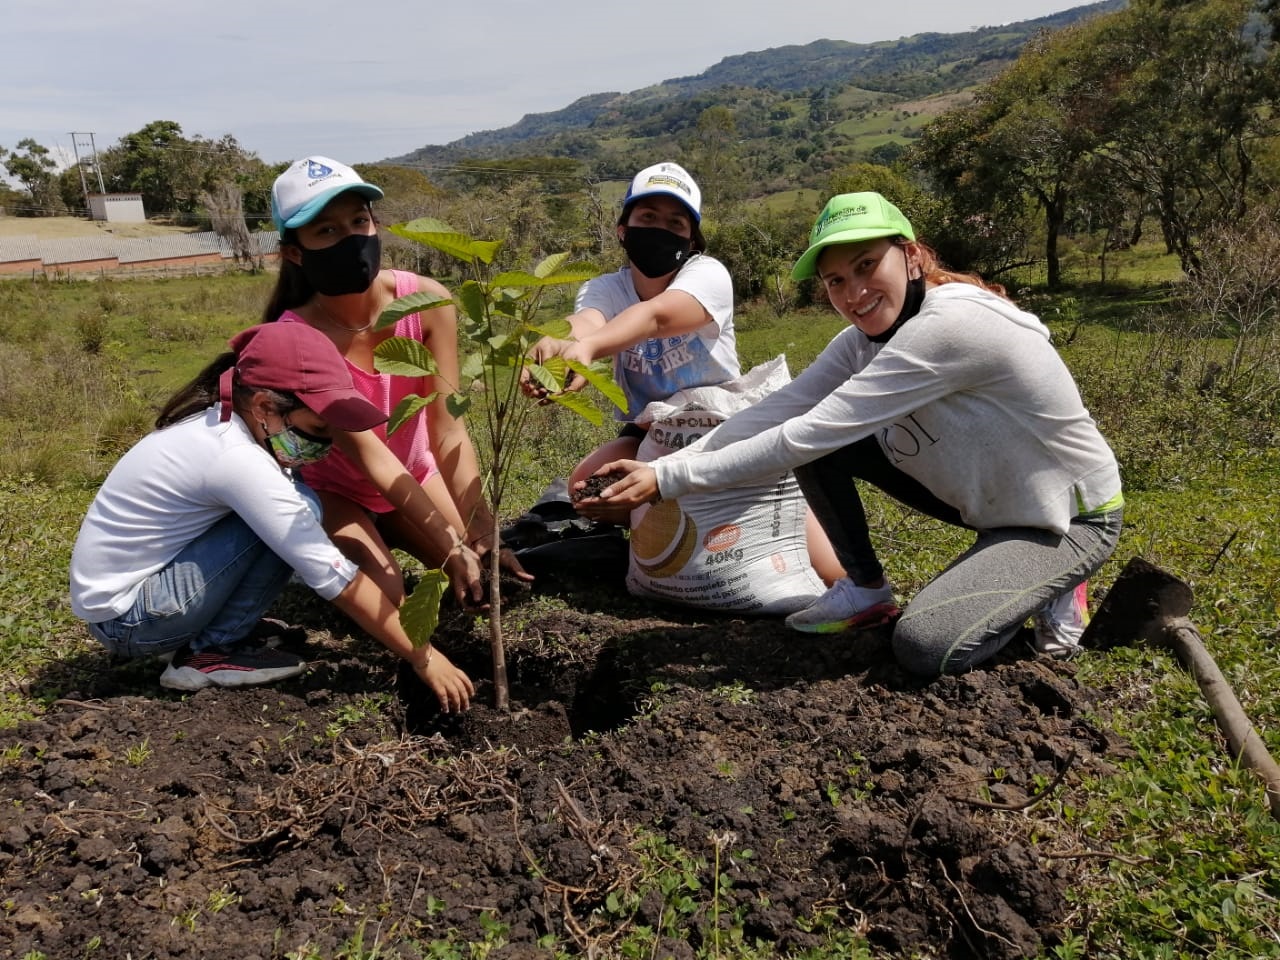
[
  {"left": 785, "top": 578, "right": 900, "bottom": 634},
  {"left": 1033, "top": 581, "right": 1090, "bottom": 659},
  {"left": 159, "top": 642, "right": 306, "bottom": 691},
  {"left": 157, "top": 618, "right": 301, "bottom": 666}
]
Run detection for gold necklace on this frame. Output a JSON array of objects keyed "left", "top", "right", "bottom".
[{"left": 312, "top": 298, "right": 376, "bottom": 334}]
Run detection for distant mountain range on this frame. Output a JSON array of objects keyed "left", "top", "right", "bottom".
[{"left": 390, "top": 0, "right": 1124, "bottom": 172}]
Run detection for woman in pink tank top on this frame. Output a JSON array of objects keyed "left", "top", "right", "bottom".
[{"left": 263, "top": 156, "right": 531, "bottom": 609}]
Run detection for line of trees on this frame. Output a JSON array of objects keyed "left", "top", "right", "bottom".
[
  {"left": 909, "top": 0, "right": 1280, "bottom": 283},
  {"left": 4, "top": 0, "right": 1277, "bottom": 293},
  {"left": 1, "top": 121, "right": 279, "bottom": 225}
]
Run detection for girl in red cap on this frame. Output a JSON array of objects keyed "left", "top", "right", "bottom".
[
  {"left": 263, "top": 156, "right": 529, "bottom": 613},
  {"left": 69, "top": 322, "right": 474, "bottom": 711}
]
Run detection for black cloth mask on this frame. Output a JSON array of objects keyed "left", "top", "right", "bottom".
[
  {"left": 867, "top": 249, "right": 926, "bottom": 344},
  {"left": 621, "top": 226, "right": 694, "bottom": 279},
  {"left": 297, "top": 232, "right": 382, "bottom": 296}
]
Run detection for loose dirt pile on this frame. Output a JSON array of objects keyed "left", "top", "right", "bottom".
[{"left": 0, "top": 578, "right": 1126, "bottom": 958}]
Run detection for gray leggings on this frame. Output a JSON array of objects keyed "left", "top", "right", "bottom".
[
  {"left": 794, "top": 435, "right": 1123, "bottom": 675},
  {"left": 892, "top": 510, "right": 1122, "bottom": 675}
]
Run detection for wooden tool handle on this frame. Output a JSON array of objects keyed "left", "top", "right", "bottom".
[{"left": 1167, "top": 619, "right": 1280, "bottom": 821}]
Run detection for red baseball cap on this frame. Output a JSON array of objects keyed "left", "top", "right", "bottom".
[{"left": 224, "top": 323, "right": 387, "bottom": 432}]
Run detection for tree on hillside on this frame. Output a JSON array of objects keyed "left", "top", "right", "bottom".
[
  {"left": 683, "top": 106, "right": 748, "bottom": 207},
  {"left": 905, "top": 102, "right": 1039, "bottom": 280},
  {"left": 709, "top": 209, "right": 810, "bottom": 310},
  {"left": 914, "top": 0, "right": 1277, "bottom": 282},
  {"left": 1, "top": 139, "right": 65, "bottom": 216},
  {"left": 56, "top": 165, "right": 88, "bottom": 214},
  {"left": 98, "top": 121, "right": 267, "bottom": 219},
  {"left": 100, "top": 120, "right": 190, "bottom": 213},
  {"left": 912, "top": 19, "right": 1112, "bottom": 287},
  {"left": 0, "top": 182, "right": 26, "bottom": 216},
  {"left": 829, "top": 161, "right": 918, "bottom": 203},
  {"left": 1084, "top": 0, "right": 1277, "bottom": 275},
  {"left": 201, "top": 181, "right": 261, "bottom": 270},
  {"left": 1067, "top": 150, "right": 1148, "bottom": 284},
  {"left": 578, "top": 174, "right": 615, "bottom": 260}
]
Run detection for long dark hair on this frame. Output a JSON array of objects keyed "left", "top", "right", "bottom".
[
  {"left": 155, "top": 352, "right": 303, "bottom": 429},
  {"left": 261, "top": 228, "right": 315, "bottom": 324}
]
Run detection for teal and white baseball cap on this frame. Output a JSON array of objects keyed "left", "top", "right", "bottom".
[
  {"left": 271, "top": 156, "right": 384, "bottom": 236},
  {"left": 791, "top": 192, "right": 916, "bottom": 280}
]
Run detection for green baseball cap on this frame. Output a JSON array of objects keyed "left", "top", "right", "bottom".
[{"left": 791, "top": 192, "right": 916, "bottom": 280}]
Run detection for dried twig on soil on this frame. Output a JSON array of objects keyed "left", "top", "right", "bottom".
[
  {"left": 52, "top": 698, "right": 111, "bottom": 712},
  {"left": 937, "top": 857, "right": 1019, "bottom": 952},
  {"left": 945, "top": 750, "right": 1077, "bottom": 811},
  {"left": 1039, "top": 849, "right": 1153, "bottom": 865}
]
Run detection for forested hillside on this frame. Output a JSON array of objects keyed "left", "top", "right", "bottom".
[{"left": 389, "top": 0, "right": 1124, "bottom": 181}]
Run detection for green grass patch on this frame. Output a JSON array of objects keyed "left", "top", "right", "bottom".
[
  {"left": 4, "top": 268, "right": 1280, "bottom": 955},
  {"left": 752, "top": 188, "right": 824, "bottom": 216}
]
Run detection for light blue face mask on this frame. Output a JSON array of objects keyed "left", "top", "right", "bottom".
[{"left": 262, "top": 416, "right": 332, "bottom": 468}]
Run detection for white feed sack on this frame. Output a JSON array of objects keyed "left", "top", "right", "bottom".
[{"left": 627, "top": 356, "right": 825, "bottom": 614}]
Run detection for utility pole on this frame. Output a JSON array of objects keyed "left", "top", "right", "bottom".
[{"left": 69, "top": 132, "right": 106, "bottom": 210}]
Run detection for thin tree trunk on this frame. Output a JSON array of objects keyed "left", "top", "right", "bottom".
[{"left": 488, "top": 488, "right": 509, "bottom": 711}]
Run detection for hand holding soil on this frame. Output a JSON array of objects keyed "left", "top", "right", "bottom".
[
  {"left": 574, "top": 462, "right": 660, "bottom": 512},
  {"left": 572, "top": 470, "right": 629, "bottom": 502},
  {"left": 572, "top": 469, "right": 641, "bottom": 524}
]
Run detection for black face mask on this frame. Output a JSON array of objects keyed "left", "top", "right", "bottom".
[
  {"left": 867, "top": 250, "right": 926, "bottom": 344},
  {"left": 296, "top": 232, "right": 381, "bottom": 296},
  {"left": 621, "top": 226, "right": 694, "bottom": 279}
]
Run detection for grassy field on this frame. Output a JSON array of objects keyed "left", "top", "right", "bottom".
[
  {"left": 0, "top": 215, "right": 201, "bottom": 240},
  {"left": 1, "top": 254, "right": 1278, "bottom": 957}
]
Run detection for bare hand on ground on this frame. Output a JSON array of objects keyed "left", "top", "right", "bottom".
[
  {"left": 417, "top": 647, "right": 474, "bottom": 713},
  {"left": 444, "top": 545, "right": 487, "bottom": 610},
  {"left": 472, "top": 534, "right": 535, "bottom": 583}
]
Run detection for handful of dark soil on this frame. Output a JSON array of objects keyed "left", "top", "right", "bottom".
[{"left": 572, "top": 471, "right": 626, "bottom": 502}]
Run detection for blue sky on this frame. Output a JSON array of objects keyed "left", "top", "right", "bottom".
[{"left": 3, "top": 0, "right": 1091, "bottom": 169}]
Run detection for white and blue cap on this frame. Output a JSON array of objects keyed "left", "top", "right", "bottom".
[
  {"left": 271, "top": 156, "right": 384, "bottom": 236},
  {"left": 621, "top": 162, "right": 702, "bottom": 223}
]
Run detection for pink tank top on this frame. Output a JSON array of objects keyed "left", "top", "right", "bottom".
[{"left": 284, "top": 270, "right": 440, "bottom": 513}]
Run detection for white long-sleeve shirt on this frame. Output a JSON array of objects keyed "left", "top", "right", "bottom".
[
  {"left": 70, "top": 407, "right": 357, "bottom": 621},
  {"left": 654, "top": 284, "right": 1121, "bottom": 535}
]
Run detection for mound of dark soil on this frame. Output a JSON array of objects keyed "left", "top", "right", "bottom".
[{"left": 0, "top": 578, "right": 1126, "bottom": 959}]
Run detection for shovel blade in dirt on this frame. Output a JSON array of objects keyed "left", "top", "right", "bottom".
[{"left": 1083, "top": 556, "right": 1280, "bottom": 821}]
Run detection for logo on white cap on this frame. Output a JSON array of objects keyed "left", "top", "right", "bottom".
[
  {"left": 626, "top": 162, "right": 702, "bottom": 221},
  {"left": 271, "top": 155, "right": 383, "bottom": 234}
]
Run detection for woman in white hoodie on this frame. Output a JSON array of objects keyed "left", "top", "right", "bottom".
[{"left": 577, "top": 192, "right": 1124, "bottom": 676}]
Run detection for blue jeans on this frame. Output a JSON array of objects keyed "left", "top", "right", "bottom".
[{"left": 88, "top": 484, "right": 321, "bottom": 659}]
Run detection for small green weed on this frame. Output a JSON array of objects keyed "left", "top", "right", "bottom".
[
  {"left": 323, "top": 694, "right": 393, "bottom": 740},
  {"left": 711, "top": 680, "right": 754, "bottom": 704},
  {"left": 123, "top": 738, "right": 151, "bottom": 767},
  {"left": 206, "top": 886, "right": 240, "bottom": 913}
]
